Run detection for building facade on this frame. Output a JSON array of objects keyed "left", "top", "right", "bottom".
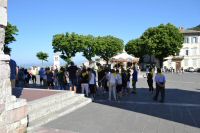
[{"left": 163, "top": 29, "right": 200, "bottom": 70}]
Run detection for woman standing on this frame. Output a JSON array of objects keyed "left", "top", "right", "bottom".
[
  {"left": 46, "top": 68, "right": 54, "bottom": 89},
  {"left": 80, "top": 68, "right": 89, "bottom": 97},
  {"left": 108, "top": 69, "right": 117, "bottom": 101},
  {"left": 89, "top": 68, "right": 96, "bottom": 101},
  {"left": 116, "top": 69, "right": 122, "bottom": 99}
]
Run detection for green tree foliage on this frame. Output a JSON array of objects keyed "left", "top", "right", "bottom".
[
  {"left": 4, "top": 22, "right": 19, "bottom": 54},
  {"left": 36, "top": 51, "right": 49, "bottom": 65},
  {"left": 96, "top": 35, "right": 124, "bottom": 63},
  {"left": 189, "top": 24, "right": 200, "bottom": 31},
  {"left": 52, "top": 33, "right": 124, "bottom": 64},
  {"left": 140, "top": 23, "right": 184, "bottom": 67},
  {"left": 125, "top": 38, "right": 147, "bottom": 62},
  {"left": 81, "top": 35, "right": 97, "bottom": 61},
  {"left": 52, "top": 32, "right": 83, "bottom": 63}
]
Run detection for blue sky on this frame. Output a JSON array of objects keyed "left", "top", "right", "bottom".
[{"left": 8, "top": 0, "right": 200, "bottom": 67}]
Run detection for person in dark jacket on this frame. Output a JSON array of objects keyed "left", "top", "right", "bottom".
[
  {"left": 80, "top": 68, "right": 89, "bottom": 97},
  {"left": 147, "top": 68, "right": 154, "bottom": 93},
  {"left": 58, "top": 67, "right": 66, "bottom": 90},
  {"left": 132, "top": 66, "right": 138, "bottom": 94},
  {"left": 67, "top": 62, "right": 78, "bottom": 93}
]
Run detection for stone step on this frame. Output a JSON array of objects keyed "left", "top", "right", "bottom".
[
  {"left": 28, "top": 97, "right": 91, "bottom": 132},
  {"left": 28, "top": 94, "right": 83, "bottom": 122},
  {"left": 28, "top": 91, "right": 75, "bottom": 112}
]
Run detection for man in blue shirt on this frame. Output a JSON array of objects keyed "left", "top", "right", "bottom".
[
  {"left": 153, "top": 68, "right": 166, "bottom": 103},
  {"left": 39, "top": 67, "right": 46, "bottom": 86}
]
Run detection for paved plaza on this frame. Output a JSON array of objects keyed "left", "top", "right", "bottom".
[{"left": 34, "top": 72, "right": 200, "bottom": 133}]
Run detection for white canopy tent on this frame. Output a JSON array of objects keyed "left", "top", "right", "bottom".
[{"left": 111, "top": 51, "right": 139, "bottom": 63}]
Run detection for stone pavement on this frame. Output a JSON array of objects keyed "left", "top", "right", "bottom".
[
  {"left": 12, "top": 87, "right": 61, "bottom": 101},
  {"left": 37, "top": 73, "right": 200, "bottom": 133}
]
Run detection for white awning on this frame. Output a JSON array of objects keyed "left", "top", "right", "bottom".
[{"left": 111, "top": 51, "right": 139, "bottom": 62}]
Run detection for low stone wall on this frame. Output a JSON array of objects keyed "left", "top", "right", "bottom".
[{"left": 0, "top": 99, "right": 28, "bottom": 133}]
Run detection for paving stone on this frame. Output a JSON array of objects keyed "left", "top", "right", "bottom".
[
  {"left": 39, "top": 73, "right": 200, "bottom": 133},
  {"left": 157, "top": 119, "right": 174, "bottom": 133},
  {"left": 143, "top": 116, "right": 159, "bottom": 133},
  {"left": 173, "top": 123, "right": 187, "bottom": 133}
]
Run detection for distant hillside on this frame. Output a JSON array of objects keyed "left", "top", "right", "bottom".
[{"left": 189, "top": 24, "right": 200, "bottom": 31}]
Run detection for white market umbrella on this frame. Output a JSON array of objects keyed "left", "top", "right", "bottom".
[{"left": 111, "top": 51, "right": 139, "bottom": 62}]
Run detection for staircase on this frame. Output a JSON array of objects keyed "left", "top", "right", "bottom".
[{"left": 27, "top": 90, "right": 91, "bottom": 132}]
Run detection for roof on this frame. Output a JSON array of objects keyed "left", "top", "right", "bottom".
[{"left": 180, "top": 30, "right": 200, "bottom": 35}]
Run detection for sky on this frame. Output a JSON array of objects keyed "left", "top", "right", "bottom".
[{"left": 8, "top": 0, "right": 200, "bottom": 67}]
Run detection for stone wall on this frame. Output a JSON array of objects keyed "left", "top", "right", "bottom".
[
  {"left": 0, "top": 99, "right": 28, "bottom": 133},
  {"left": 0, "top": 0, "right": 28, "bottom": 132}
]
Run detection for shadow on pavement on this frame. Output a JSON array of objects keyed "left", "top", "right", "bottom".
[
  {"left": 12, "top": 87, "right": 23, "bottom": 98},
  {"left": 94, "top": 88, "right": 200, "bottom": 128}
]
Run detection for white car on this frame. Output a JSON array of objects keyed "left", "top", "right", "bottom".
[{"left": 187, "top": 67, "right": 195, "bottom": 72}]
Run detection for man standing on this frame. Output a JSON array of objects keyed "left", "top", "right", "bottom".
[
  {"left": 9, "top": 59, "right": 18, "bottom": 89},
  {"left": 153, "top": 68, "right": 166, "bottom": 103},
  {"left": 132, "top": 66, "right": 138, "bottom": 94},
  {"left": 67, "top": 62, "right": 78, "bottom": 93},
  {"left": 147, "top": 68, "right": 154, "bottom": 93},
  {"left": 39, "top": 67, "right": 46, "bottom": 86},
  {"left": 31, "top": 67, "right": 37, "bottom": 84}
]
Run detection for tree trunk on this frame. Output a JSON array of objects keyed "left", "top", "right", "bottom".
[
  {"left": 106, "top": 60, "right": 109, "bottom": 65},
  {"left": 150, "top": 55, "right": 152, "bottom": 66},
  {"left": 42, "top": 60, "right": 43, "bottom": 66},
  {"left": 159, "top": 58, "right": 164, "bottom": 68}
]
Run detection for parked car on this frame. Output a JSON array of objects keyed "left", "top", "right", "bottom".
[
  {"left": 196, "top": 68, "right": 200, "bottom": 73},
  {"left": 186, "top": 67, "right": 195, "bottom": 72}
]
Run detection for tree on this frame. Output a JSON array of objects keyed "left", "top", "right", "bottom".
[
  {"left": 4, "top": 22, "right": 19, "bottom": 54},
  {"left": 125, "top": 38, "right": 147, "bottom": 63},
  {"left": 52, "top": 32, "right": 83, "bottom": 64},
  {"left": 140, "top": 23, "right": 184, "bottom": 67},
  {"left": 96, "top": 35, "right": 124, "bottom": 64},
  {"left": 189, "top": 24, "right": 200, "bottom": 31},
  {"left": 36, "top": 51, "right": 49, "bottom": 65},
  {"left": 81, "top": 35, "right": 97, "bottom": 62},
  {"left": 52, "top": 33, "right": 124, "bottom": 64}
]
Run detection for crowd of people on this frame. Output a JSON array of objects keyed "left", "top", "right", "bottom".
[{"left": 10, "top": 60, "right": 166, "bottom": 102}]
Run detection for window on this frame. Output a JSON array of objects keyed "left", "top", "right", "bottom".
[
  {"left": 191, "top": 37, "right": 198, "bottom": 44},
  {"left": 195, "top": 37, "right": 198, "bottom": 43},
  {"left": 184, "top": 59, "right": 188, "bottom": 66},
  {"left": 184, "top": 37, "right": 187, "bottom": 43},
  {"left": 186, "top": 37, "right": 190, "bottom": 43},
  {"left": 185, "top": 49, "right": 189, "bottom": 56},
  {"left": 191, "top": 37, "right": 194, "bottom": 43}
]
